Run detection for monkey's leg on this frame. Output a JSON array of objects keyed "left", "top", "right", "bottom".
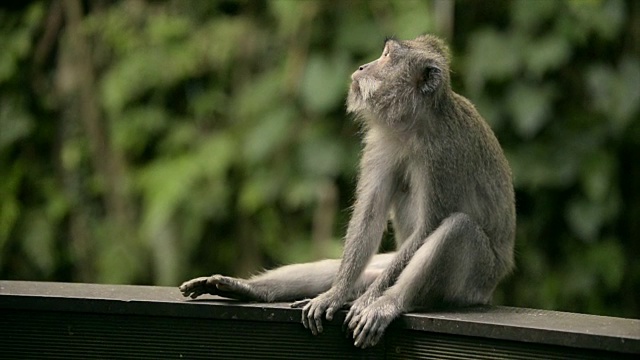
[
  {"left": 252, "top": 254, "right": 392, "bottom": 302},
  {"left": 179, "top": 261, "right": 336, "bottom": 302},
  {"left": 180, "top": 254, "right": 392, "bottom": 302},
  {"left": 246, "top": 259, "right": 341, "bottom": 302},
  {"left": 348, "top": 213, "right": 498, "bottom": 348},
  {"left": 291, "top": 253, "right": 394, "bottom": 308}
]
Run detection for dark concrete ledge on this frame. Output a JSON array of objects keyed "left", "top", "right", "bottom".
[{"left": 1, "top": 280, "right": 638, "bottom": 359}]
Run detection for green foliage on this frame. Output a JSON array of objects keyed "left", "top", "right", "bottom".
[{"left": 0, "top": 0, "right": 638, "bottom": 318}]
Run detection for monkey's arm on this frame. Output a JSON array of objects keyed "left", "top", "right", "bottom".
[{"left": 297, "top": 141, "right": 397, "bottom": 334}]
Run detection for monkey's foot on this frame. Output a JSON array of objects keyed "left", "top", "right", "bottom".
[
  {"left": 179, "top": 276, "right": 214, "bottom": 299},
  {"left": 347, "top": 296, "right": 401, "bottom": 348},
  {"left": 179, "top": 275, "right": 256, "bottom": 300}
]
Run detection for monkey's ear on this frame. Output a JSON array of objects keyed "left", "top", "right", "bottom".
[{"left": 419, "top": 65, "right": 442, "bottom": 94}]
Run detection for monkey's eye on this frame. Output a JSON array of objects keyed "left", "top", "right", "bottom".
[{"left": 381, "top": 43, "right": 392, "bottom": 57}]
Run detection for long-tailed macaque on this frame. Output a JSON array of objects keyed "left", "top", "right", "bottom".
[{"left": 180, "top": 34, "right": 516, "bottom": 348}]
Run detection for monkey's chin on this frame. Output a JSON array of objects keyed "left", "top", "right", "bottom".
[
  {"left": 350, "top": 80, "right": 360, "bottom": 92},
  {"left": 347, "top": 92, "right": 364, "bottom": 114},
  {"left": 348, "top": 78, "right": 380, "bottom": 114},
  {"left": 347, "top": 82, "right": 365, "bottom": 113}
]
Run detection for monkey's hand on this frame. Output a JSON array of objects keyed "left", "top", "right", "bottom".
[
  {"left": 291, "top": 288, "right": 346, "bottom": 335},
  {"left": 344, "top": 292, "right": 377, "bottom": 333},
  {"left": 347, "top": 295, "right": 401, "bottom": 348}
]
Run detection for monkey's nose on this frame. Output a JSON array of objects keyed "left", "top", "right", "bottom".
[
  {"left": 357, "top": 60, "right": 375, "bottom": 73},
  {"left": 358, "top": 63, "right": 370, "bottom": 71}
]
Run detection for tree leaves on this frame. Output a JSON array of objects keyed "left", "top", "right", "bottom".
[
  {"left": 1, "top": 0, "right": 638, "bottom": 317},
  {"left": 587, "top": 57, "right": 640, "bottom": 134},
  {"left": 301, "top": 53, "right": 350, "bottom": 113}
]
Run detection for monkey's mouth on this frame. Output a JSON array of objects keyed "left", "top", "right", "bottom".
[
  {"left": 350, "top": 80, "right": 360, "bottom": 93},
  {"left": 349, "top": 80, "right": 365, "bottom": 101}
]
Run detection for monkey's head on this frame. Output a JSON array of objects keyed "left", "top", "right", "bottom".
[{"left": 347, "top": 34, "right": 451, "bottom": 128}]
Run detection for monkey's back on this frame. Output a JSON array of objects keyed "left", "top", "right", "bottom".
[{"left": 408, "top": 91, "right": 516, "bottom": 271}]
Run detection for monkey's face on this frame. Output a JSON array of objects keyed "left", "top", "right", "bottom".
[
  {"left": 346, "top": 41, "right": 393, "bottom": 114},
  {"left": 347, "top": 35, "right": 450, "bottom": 125}
]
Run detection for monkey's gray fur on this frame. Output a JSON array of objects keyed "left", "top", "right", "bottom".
[{"left": 180, "top": 34, "right": 516, "bottom": 349}]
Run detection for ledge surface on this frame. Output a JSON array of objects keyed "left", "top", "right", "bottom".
[{"left": 1, "top": 280, "right": 639, "bottom": 358}]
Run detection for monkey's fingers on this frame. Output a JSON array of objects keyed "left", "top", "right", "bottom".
[
  {"left": 301, "top": 303, "right": 310, "bottom": 330},
  {"left": 346, "top": 312, "right": 362, "bottom": 333},
  {"left": 325, "top": 306, "right": 336, "bottom": 321},
  {"left": 344, "top": 311, "right": 353, "bottom": 326},
  {"left": 302, "top": 301, "right": 324, "bottom": 335},
  {"left": 311, "top": 308, "right": 324, "bottom": 334},
  {"left": 352, "top": 316, "right": 372, "bottom": 348},
  {"left": 354, "top": 308, "right": 388, "bottom": 348},
  {"left": 361, "top": 318, "right": 385, "bottom": 349},
  {"left": 366, "top": 328, "right": 384, "bottom": 349},
  {"left": 343, "top": 311, "right": 360, "bottom": 338},
  {"left": 354, "top": 318, "right": 385, "bottom": 348},
  {"left": 344, "top": 306, "right": 360, "bottom": 328},
  {"left": 343, "top": 312, "right": 353, "bottom": 335}
]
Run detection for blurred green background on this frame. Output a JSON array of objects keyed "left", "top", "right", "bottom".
[{"left": 0, "top": 0, "right": 638, "bottom": 318}]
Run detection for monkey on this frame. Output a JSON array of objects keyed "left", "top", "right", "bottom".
[{"left": 180, "top": 34, "right": 516, "bottom": 349}]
